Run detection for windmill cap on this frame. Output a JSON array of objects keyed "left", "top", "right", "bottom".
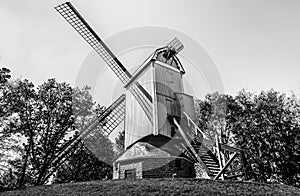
[{"left": 167, "top": 37, "right": 184, "bottom": 54}]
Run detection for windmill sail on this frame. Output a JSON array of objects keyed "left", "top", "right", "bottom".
[
  {"left": 45, "top": 94, "right": 126, "bottom": 181},
  {"left": 55, "top": 2, "right": 153, "bottom": 123}
]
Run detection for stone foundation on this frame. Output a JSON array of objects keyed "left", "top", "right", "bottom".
[{"left": 113, "top": 157, "right": 195, "bottom": 179}]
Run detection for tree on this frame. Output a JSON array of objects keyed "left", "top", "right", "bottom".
[
  {"left": 0, "top": 77, "right": 37, "bottom": 188},
  {"left": 195, "top": 92, "right": 241, "bottom": 144},
  {"left": 232, "top": 89, "right": 300, "bottom": 187},
  {"left": 0, "top": 67, "right": 11, "bottom": 87},
  {"left": 195, "top": 90, "right": 300, "bottom": 187},
  {"left": 0, "top": 67, "right": 12, "bottom": 156},
  {"left": 0, "top": 67, "right": 22, "bottom": 191},
  {"left": 115, "top": 130, "right": 125, "bottom": 156},
  {"left": 0, "top": 78, "right": 96, "bottom": 187}
]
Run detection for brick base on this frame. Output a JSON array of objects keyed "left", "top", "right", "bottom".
[{"left": 113, "top": 157, "right": 195, "bottom": 179}]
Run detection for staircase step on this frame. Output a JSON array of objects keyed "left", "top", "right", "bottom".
[
  {"left": 204, "top": 162, "right": 219, "bottom": 167},
  {"left": 201, "top": 156, "right": 213, "bottom": 159},
  {"left": 202, "top": 160, "right": 217, "bottom": 164},
  {"left": 206, "top": 164, "right": 220, "bottom": 168},
  {"left": 202, "top": 159, "right": 217, "bottom": 163},
  {"left": 201, "top": 158, "right": 216, "bottom": 162},
  {"left": 201, "top": 155, "right": 213, "bottom": 158},
  {"left": 207, "top": 167, "right": 220, "bottom": 172},
  {"left": 208, "top": 167, "right": 220, "bottom": 171}
]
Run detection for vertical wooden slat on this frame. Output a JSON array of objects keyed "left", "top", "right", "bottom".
[{"left": 215, "top": 135, "right": 224, "bottom": 180}]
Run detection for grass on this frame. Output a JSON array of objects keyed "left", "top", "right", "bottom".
[{"left": 1, "top": 178, "right": 300, "bottom": 196}]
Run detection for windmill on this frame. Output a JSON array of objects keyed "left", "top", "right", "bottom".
[{"left": 52, "top": 2, "right": 248, "bottom": 181}]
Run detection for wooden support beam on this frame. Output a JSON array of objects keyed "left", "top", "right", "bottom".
[
  {"left": 214, "top": 152, "right": 238, "bottom": 180},
  {"left": 240, "top": 151, "right": 250, "bottom": 180},
  {"left": 219, "top": 143, "right": 243, "bottom": 153},
  {"left": 124, "top": 55, "right": 154, "bottom": 89},
  {"left": 215, "top": 136, "right": 224, "bottom": 180},
  {"left": 225, "top": 168, "right": 243, "bottom": 174},
  {"left": 226, "top": 173, "right": 243, "bottom": 179}
]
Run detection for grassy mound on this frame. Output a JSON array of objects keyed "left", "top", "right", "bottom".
[{"left": 1, "top": 178, "right": 299, "bottom": 196}]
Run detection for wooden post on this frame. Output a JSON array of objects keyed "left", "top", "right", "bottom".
[
  {"left": 215, "top": 135, "right": 224, "bottom": 180},
  {"left": 221, "top": 149, "right": 226, "bottom": 173},
  {"left": 240, "top": 151, "right": 249, "bottom": 180},
  {"left": 151, "top": 63, "right": 159, "bottom": 135}
]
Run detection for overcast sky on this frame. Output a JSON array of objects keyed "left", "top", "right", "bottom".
[{"left": 1, "top": 0, "right": 300, "bottom": 104}]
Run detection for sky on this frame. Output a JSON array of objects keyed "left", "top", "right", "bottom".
[{"left": 1, "top": 0, "right": 300, "bottom": 102}]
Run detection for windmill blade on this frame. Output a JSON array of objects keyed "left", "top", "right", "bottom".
[
  {"left": 55, "top": 2, "right": 130, "bottom": 83},
  {"left": 44, "top": 94, "right": 126, "bottom": 181},
  {"left": 55, "top": 2, "right": 153, "bottom": 123},
  {"left": 53, "top": 94, "right": 125, "bottom": 164}
]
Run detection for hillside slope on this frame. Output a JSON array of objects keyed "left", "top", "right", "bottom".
[{"left": 1, "top": 178, "right": 300, "bottom": 196}]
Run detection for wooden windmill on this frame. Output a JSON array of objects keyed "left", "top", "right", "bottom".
[{"left": 52, "top": 2, "right": 248, "bottom": 181}]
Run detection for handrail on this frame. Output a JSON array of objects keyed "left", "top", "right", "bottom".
[
  {"left": 219, "top": 143, "right": 244, "bottom": 153},
  {"left": 183, "top": 112, "right": 210, "bottom": 140},
  {"left": 183, "top": 112, "right": 243, "bottom": 153}
]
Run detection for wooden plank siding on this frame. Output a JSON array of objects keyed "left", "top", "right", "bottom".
[{"left": 154, "top": 62, "right": 184, "bottom": 138}]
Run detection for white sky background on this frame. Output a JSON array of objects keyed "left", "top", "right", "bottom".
[{"left": 1, "top": 0, "right": 300, "bottom": 105}]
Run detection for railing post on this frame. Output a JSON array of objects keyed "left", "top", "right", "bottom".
[
  {"left": 194, "top": 124, "right": 198, "bottom": 136},
  {"left": 215, "top": 135, "right": 224, "bottom": 180},
  {"left": 240, "top": 151, "right": 249, "bottom": 180}
]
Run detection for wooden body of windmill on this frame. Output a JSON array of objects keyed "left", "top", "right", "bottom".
[{"left": 113, "top": 39, "right": 203, "bottom": 179}]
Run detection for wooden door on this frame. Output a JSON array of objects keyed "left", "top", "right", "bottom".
[{"left": 125, "top": 169, "right": 136, "bottom": 179}]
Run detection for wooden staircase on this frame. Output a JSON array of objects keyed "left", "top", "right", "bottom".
[
  {"left": 173, "top": 112, "right": 247, "bottom": 180},
  {"left": 195, "top": 145, "right": 220, "bottom": 177}
]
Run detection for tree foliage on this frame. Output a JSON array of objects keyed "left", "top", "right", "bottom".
[
  {"left": 115, "top": 130, "right": 125, "bottom": 156},
  {"left": 0, "top": 67, "right": 11, "bottom": 87},
  {"left": 195, "top": 92, "right": 240, "bottom": 144},
  {"left": 233, "top": 90, "right": 300, "bottom": 187},
  {"left": 0, "top": 76, "right": 100, "bottom": 188},
  {"left": 196, "top": 89, "right": 300, "bottom": 187}
]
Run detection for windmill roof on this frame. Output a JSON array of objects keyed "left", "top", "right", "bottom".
[{"left": 115, "top": 142, "right": 174, "bottom": 162}]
